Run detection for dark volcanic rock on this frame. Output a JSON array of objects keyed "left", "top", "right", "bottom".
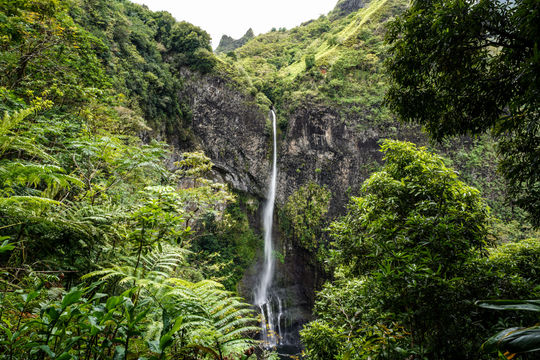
[
  {"left": 277, "top": 100, "right": 422, "bottom": 216},
  {"left": 177, "top": 69, "right": 269, "bottom": 197},
  {"left": 278, "top": 101, "right": 381, "bottom": 215}
]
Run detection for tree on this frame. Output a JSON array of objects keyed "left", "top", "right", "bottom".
[
  {"left": 330, "top": 140, "right": 489, "bottom": 277},
  {"left": 282, "top": 182, "right": 331, "bottom": 256},
  {"left": 166, "top": 21, "right": 216, "bottom": 73},
  {"left": 385, "top": 0, "right": 540, "bottom": 226},
  {"left": 303, "top": 140, "right": 492, "bottom": 359}
]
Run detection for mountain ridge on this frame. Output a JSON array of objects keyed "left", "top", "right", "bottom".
[{"left": 215, "top": 28, "right": 255, "bottom": 54}]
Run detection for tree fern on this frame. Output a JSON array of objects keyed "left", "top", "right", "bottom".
[
  {"left": 164, "top": 279, "right": 259, "bottom": 356},
  {"left": 83, "top": 245, "right": 189, "bottom": 289},
  {"left": 0, "top": 101, "right": 55, "bottom": 161},
  {"left": 0, "top": 162, "right": 83, "bottom": 191},
  {"left": 85, "top": 246, "right": 258, "bottom": 358}
]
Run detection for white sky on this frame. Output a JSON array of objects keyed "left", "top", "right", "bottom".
[{"left": 130, "top": 0, "right": 339, "bottom": 48}]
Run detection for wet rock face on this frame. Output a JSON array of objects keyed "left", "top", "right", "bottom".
[
  {"left": 177, "top": 69, "right": 269, "bottom": 198},
  {"left": 279, "top": 101, "right": 384, "bottom": 215},
  {"left": 276, "top": 100, "right": 423, "bottom": 215},
  {"left": 174, "top": 70, "right": 412, "bottom": 216},
  {"left": 238, "top": 225, "right": 316, "bottom": 347}
]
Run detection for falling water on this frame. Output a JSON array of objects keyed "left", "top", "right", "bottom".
[
  {"left": 255, "top": 110, "right": 279, "bottom": 347},
  {"left": 277, "top": 297, "right": 283, "bottom": 340}
]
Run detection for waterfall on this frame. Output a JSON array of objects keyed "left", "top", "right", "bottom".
[
  {"left": 255, "top": 110, "right": 279, "bottom": 347},
  {"left": 277, "top": 297, "right": 283, "bottom": 340}
]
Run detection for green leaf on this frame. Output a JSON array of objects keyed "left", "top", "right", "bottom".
[
  {"left": 167, "top": 316, "right": 184, "bottom": 336},
  {"left": 0, "top": 239, "right": 14, "bottom": 253},
  {"left": 147, "top": 339, "right": 161, "bottom": 353},
  {"left": 113, "top": 346, "right": 126, "bottom": 360},
  {"left": 0, "top": 325, "right": 13, "bottom": 342},
  {"left": 37, "top": 345, "right": 55, "bottom": 358},
  {"left": 56, "top": 353, "right": 73, "bottom": 360},
  {"left": 482, "top": 327, "right": 522, "bottom": 353},
  {"left": 23, "top": 290, "right": 40, "bottom": 304},
  {"left": 106, "top": 295, "right": 123, "bottom": 310},
  {"left": 476, "top": 300, "right": 540, "bottom": 313},
  {"left": 499, "top": 327, "right": 540, "bottom": 354},
  {"left": 482, "top": 326, "right": 540, "bottom": 354},
  {"left": 159, "top": 334, "right": 173, "bottom": 350},
  {"left": 61, "top": 288, "right": 83, "bottom": 308}
]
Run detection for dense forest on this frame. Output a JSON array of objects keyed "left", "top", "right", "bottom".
[{"left": 0, "top": 0, "right": 538, "bottom": 360}]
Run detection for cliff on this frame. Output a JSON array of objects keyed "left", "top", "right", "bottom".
[
  {"left": 175, "top": 69, "right": 269, "bottom": 197},
  {"left": 330, "top": 0, "right": 369, "bottom": 19}
]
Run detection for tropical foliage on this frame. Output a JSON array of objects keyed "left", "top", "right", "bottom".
[
  {"left": 1, "top": 0, "right": 539, "bottom": 359},
  {"left": 300, "top": 141, "right": 540, "bottom": 359},
  {"left": 385, "top": 0, "right": 540, "bottom": 227},
  {"left": 0, "top": 1, "right": 258, "bottom": 359}
]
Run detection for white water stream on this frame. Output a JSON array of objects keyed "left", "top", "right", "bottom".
[{"left": 255, "top": 110, "right": 279, "bottom": 347}]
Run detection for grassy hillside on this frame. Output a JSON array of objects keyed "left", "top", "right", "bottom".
[{"left": 222, "top": 0, "right": 404, "bottom": 119}]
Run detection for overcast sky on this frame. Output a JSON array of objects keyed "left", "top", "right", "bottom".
[{"left": 130, "top": 0, "right": 339, "bottom": 48}]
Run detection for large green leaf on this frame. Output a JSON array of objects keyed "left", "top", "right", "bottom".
[
  {"left": 0, "top": 238, "right": 14, "bottom": 253},
  {"left": 476, "top": 300, "right": 540, "bottom": 313},
  {"left": 482, "top": 327, "right": 522, "bottom": 353},
  {"left": 501, "top": 327, "right": 540, "bottom": 354},
  {"left": 482, "top": 326, "right": 540, "bottom": 354},
  {"left": 61, "top": 288, "right": 83, "bottom": 308}
]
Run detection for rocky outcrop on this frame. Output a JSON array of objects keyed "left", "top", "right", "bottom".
[
  {"left": 330, "top": 0, "right": 368, "bottom": 19},
  {"left": 215, "top": 28, "right": 255, "bottom": 54},
  {"left": 177, "top": 69, "right": 269, "bottom": 197},
  {"left": 278, "top": 100, "right": 422, "bottom": 215}
]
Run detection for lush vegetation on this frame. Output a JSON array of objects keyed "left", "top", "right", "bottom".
[
  {"left": 223, "top": 0, "right": 407, "bottom": 126},
  {"left": 222, "top": 0, "right": 528, "bottom": 228},
  {"left": 295, "top": 0, "right": 540, "bottom": 358},
  {"left": 0, "top": 1, "right": 259, "bottom": 359},
  {"left": 1, "top": 0, "right": 539, "bottom": 359},
  {"left": 385, "top": 0, "right": 540, "bottom": 227},
  {"left": 300, "top": 141, "right": 540, "bottom": 359}
]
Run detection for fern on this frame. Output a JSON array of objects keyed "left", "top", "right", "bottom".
[
  {"left": 0, "top": 135, "right": 57, "bottom": 163},
  {"left": 0, "top": 101, "right": 55, "bottom": 161},
  {"left": 164, "top": 279, "right": 259, "bottom": 355},
  {"left": 85, "top": 246, "right": 258, "bottom": 357},
  {"left": 0, "top": 161, "right": 83, "bottom": 190}
]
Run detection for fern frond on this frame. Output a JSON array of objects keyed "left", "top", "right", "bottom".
[
  {"left": 0, "top": 195, "right": 60, "bottom": 208},
  {"left": 140, "top": 244, "right": 189, "bottom": 274},
  {"left": 0, "top": 162, "right": 83, "bottom": 190},
  {"left": 218, "top": 326, "right": 261, "bottom": 343},
  {"left": 214, "top": 308, "right": 256, "bottom": 329},
  {"left": 0, "top": 106, "right": 38, "bottom": 137},
  {"left": 0, "top": 135, "right": 57, "bottom": 163},
  {"left": 217, "top": 317, "right": 260, "bottom": 334}
]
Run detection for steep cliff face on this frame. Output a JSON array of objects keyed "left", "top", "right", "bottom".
[
  {"left": 173, "top": 72, "right": 325, "bottom": 344},
  {"left": 277, "top": 101, "right": 422, "bottom": 215},
  {"left": 175, "top": 69, "right": 270, "bottom": 197},
  {"left": 175, "top": 73, "right": 420, "bottom": 213}
]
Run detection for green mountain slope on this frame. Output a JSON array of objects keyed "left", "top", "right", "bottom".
[
  {"left": 225, "top": 0, "right": 404, "bottom": 117},
  {"left": 220, "top": 0, "right": 534, "bottom": 229}
]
